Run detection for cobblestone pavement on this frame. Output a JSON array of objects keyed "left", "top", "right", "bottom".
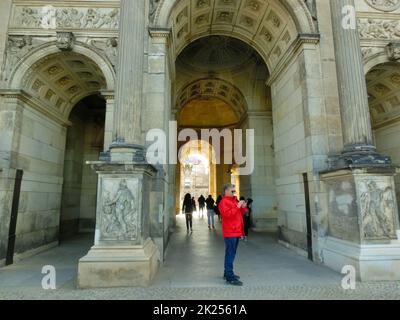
[
  {"left": 1, "top": 214, "right": 400, "bottom": 300},
  {"left": 1, "top": 282, "right": 400, "bottom": 300}
]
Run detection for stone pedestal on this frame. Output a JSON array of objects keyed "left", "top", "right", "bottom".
[
  {"left": 320, "top": 167, "right": 400, "bottom": 281},
  {"left": 77, "top": 162, "right": 159, "bottom": 288}
]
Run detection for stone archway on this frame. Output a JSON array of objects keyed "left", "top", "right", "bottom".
[
  {"left": 153, "top": 0, "right": 316, "bottom": 35},
  {"left": 0, "top": 48, "right": 112, "bottom": 263},
  {"left": 151, "top": 0, "right": 326, "bottom": 255},
  {"left": 367, "top": 61, "right": 400, "bottom": 219},
  {"left": 154, "top": 0, "right": 316, "bottom": 74}
]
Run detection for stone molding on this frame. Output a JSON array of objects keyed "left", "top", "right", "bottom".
[{"left": 0, "top": 89, "right": 71, "bottom": 126}]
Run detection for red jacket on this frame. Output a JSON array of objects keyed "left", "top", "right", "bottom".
[{"left": 219, "top": 196, "right": 247, "bottom": 238}]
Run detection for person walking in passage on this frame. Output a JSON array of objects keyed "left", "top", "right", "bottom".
[
  {"left": 243, "top": 198, "right": 253, "bottom": 241},
  {"left": 191, "top": 197, "right": 197, "bottom": 215},
  {"left": 182, "top": 193, "right": 194, "bottom": 232},
  {"left": 219, "top": 184, "right": 247, "bottom": 286},
  {"left": 198, "top": 195, "right": 206, "bottom": 218},
  {"left": 205, "top": 195, "right": 215, "bottom": 230},
  {"left": 215, "top": 195, "right": 222, "bottom": 222}
]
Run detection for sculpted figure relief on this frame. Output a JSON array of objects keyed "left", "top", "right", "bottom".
[
  {"left": 149, "top": 0, "right": 161, "bottom": 23},
  {"left": 90, "top": 38, "right": 118, "bottom": 69},
  {"left": 386, "top": 42, "right": 400, "bottom": 60},
  {"left": 12, "top": 7, "right": 120, "bottom": 30},
  {"left": 360, "top": 181, "right": 396, "bottom": 239},
  {"left": 359, "top": 18, "right": 400, "bottom": 39},
  {"left": 1, "top": 35, "right": 45, "bottom": 81},
  {"left": 102, "top": 180, "right": 138, "bottom": 240}
]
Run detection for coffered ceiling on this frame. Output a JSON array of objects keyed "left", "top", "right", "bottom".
[
  {"left": 169, "top": 0, "right": 298, "bottom": 71},
  {"left": 367, "top": 63, "right": 400, "bottom": 127},
  {"left": 22, "top": 52, "right": 107, "bottom": 119}
]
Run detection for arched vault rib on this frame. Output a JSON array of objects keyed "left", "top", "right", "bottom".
[{"left": 176, "top": 78, "right": 248, "bottom": 121}]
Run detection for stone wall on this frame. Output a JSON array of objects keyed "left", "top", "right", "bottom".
[
  {"left": 60, "top": 112, "right": 84, "bottom": 238},
  {"left": 79, "top": 123, "right": 102, "bottom": 233},
  {"left": 60, "top": 103, "right": 104, "bottom": 239},
  {"left": 375, "top": 122, "right": 400, "bottom": 217},
  {"left": 0, "top": 94, "right": 23, "bottom": 264},
  {"left": 14, "top": 105, "right": 66, "bottom": 257},
  {"left": 271, "top": 36, "right": 337, "bottom": 254},
  {"left": 145, "top": 31, "right": 172, "bottom": 259},
  {"left": 239, "top": 114, "right": 277, "bottom": 231},
  {"left": 272, "top": 53, "right": 308, "bottom": 250}
]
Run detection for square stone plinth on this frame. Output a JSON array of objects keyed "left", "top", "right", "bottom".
[
  {"left": 320, "top": 167, "right": 400, "bottom": 281},
  {"left": 77, "top": 238, "right": 159, "bottom": 288}
]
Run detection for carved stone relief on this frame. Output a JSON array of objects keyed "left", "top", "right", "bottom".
[
  {"left": 0, "top": 36, "right": 46, "bottom": 81},
  {"left": 89, "top": 38, "right": 119, "bottom": 69},
  {"left": 359, "top": 179, "right": 398, "bottom": 240},
  {"left": 365, "top": 0, "right": 400, "bottom": 12},
  {"left": 56, "top": 32, "right": 75, "bottom": 51},
  {"left": 149, "top": 0, "right": 162, "bottom": 23},
  {"left": 11, "top": 6, "right": 120, "bottom": 30},
  {"left": 101, "top": 179, "right": 140, "bottom": 241},
  {"left": 386, "top": 42, "right": 400, "bottom": 60},
  {"left": 359, "top": 18, "right": 400, "bottom": 40}
]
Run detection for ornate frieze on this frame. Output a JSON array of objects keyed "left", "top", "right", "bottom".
[
  {"left": 359, "top": 18, "right": 400, "bottom": 40},
  {"left": 11, "top": 6, "right": 120, "bottom": 30},
  {"left": 365, "top": 0, "right": 400, "bottom": 12}
]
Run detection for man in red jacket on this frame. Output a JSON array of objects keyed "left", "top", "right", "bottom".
[{"left": 219, "top": 183, "right": 247, "bottom": 286}]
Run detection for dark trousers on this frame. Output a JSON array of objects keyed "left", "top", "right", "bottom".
[
  {"left": 185, "top": 214, "right": 193, "bottom": 230},
  {"left": 224, "top": 237, "right": 240, "bottom": 280},
  {"left": 243, "top": 216, "right": 251, "bottom": 236}
]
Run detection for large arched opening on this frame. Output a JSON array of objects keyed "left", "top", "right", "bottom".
[
  {"left": 155, "top": 0, "right": 324, "bottom": 259},
  {"left": 172, "top": 34, "right": 277, "bottom": 230},
  {"left": 367, "top": 61, "right": 400, "bottom": 220},
  {"left": 1, "top": 47, "right": 114, "bottom": 262}
]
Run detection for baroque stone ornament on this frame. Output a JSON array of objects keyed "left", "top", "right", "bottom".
[
  {"left": 359, "top": 180, "right": 397, "bottom": 240},
  {"left": 90, "top": 38, "right": 118, "bottom": 69},
  {"left": 386, "top": 42, "right": 400, "bottom": 60},
  {"left": 365, "top": 0, "right": 400, "bottom": 12},
  {"left": 56, "top": 32, "right": 75, "bottom": 51},
  {"left": 149, "top": 0, "right": 161, "bottom": 23},
  {"left": 101, "top": 179, "right": 138, "bottom": 241},
  {"left": 359, "top": 18, "right": 400, "bottom": 39},
  {"left": 1, "top": 35, "right": 45, "bottom": 81},
  {"left": 11, "top": 6, "right": 119, "bottom": 30}
]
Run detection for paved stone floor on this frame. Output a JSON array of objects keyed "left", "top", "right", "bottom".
[{"left": 1, "top": 214, "right": 400, "bottom": 300}]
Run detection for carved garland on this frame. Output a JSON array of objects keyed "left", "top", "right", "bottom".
[{"left": 365, "top": 0, "right": 400, "bottom": 12}]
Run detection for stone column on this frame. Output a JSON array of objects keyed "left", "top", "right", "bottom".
[
  {"left": 318, "top": 1, "right": 400, "bottom": 281},
  {"left": 100, "top": 91, "right": 115, "bottom": 152},
  {"left": 110, "top": 0, "right": 146, "bottom": 161},
  {"left": 77, "top": 0, "right": 160, "bottom": 288},
  {"left": 329, "top": 0, "right": 389, "bottom": 166}
]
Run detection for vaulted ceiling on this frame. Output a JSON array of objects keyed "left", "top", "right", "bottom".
[
  {"left": 22, "top": 52, "right": 107, "bottom": 120},
  {"left": 169, "top": 0, "right": 298, "bottom": 71},
  {"left": 176, "top": 78, "right": 248, "bottom": 122},
  {"left": 367, "top": 63, "right": 400, "bottom": 127}
]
